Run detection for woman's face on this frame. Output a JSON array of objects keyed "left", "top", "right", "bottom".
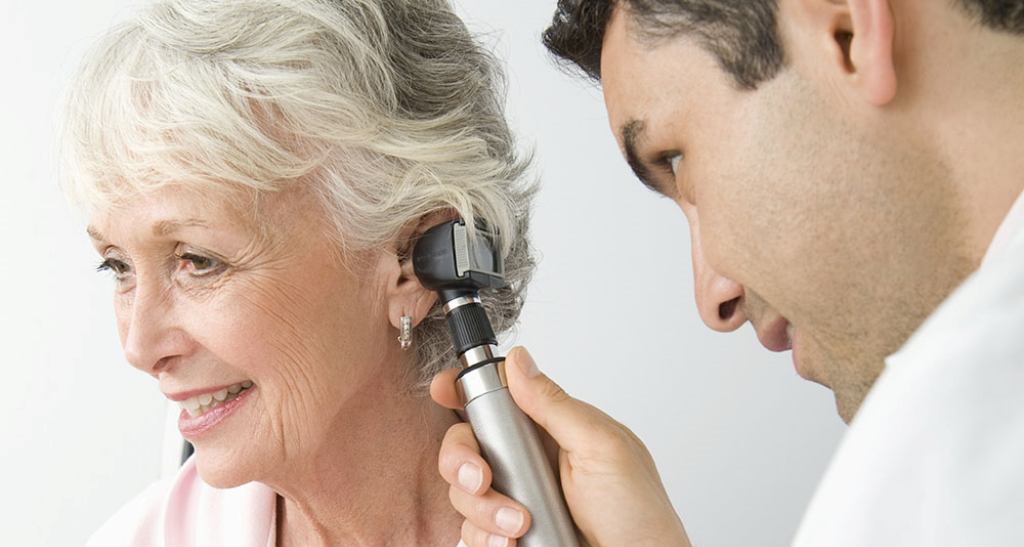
[{"left": 88, "top": 184, "right": 397, "bottom": 487}]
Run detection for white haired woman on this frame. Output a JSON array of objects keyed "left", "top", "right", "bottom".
[{"left": 61, "top": 0, "right": 534, "bottom": 545}]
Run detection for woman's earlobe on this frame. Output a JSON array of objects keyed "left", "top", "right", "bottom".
[{"left": 387, "top": 259, "right": 439, "bottom": 331}]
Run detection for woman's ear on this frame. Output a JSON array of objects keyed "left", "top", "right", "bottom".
[
  {"left": 382, "top": 213, "right": 456, "bottom": 330},
  {"left": 791, "top": 0, "right": 897, "bottom": 106},
  {"left": 385, "top": 255, "right": 437, "bottom": 331}
]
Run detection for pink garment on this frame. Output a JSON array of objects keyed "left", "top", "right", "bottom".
[
  {"left": 89, "top": 457, "right": 464, "bottom": 546},
  {"left": 88, "top": 458, "right": 277, "bottom": 547}
]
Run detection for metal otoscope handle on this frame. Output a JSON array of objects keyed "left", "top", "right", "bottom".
[
  {"left": 412, "top": 219, "right": 579, "bottom": 546},
  {"left": 457, "top": 357, "right": 580, "bottom": 547}
]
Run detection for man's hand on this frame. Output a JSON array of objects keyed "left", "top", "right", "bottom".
[{"left": 431, "top": 347, "right": 692, "bottom": 547}]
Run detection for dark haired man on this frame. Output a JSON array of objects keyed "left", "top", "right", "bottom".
[{"left": 433, "top": 0, "right": 1024, "bottom": 545}]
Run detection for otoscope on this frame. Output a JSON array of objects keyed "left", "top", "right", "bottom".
[{"left": 413, "top": 219, "right": 579, "bottom": 547}]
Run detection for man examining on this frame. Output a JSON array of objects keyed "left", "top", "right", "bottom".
[{"left": 432, "top": 0, "right": 1024, "bottom": 545}]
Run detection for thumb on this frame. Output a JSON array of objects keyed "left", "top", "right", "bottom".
[{"left": 504, "top": 346, "right": 615, "bottom": 456}]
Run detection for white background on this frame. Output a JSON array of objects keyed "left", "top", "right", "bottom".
[{"left": 0, "top": 1, "right": 844, "bottom": 545}]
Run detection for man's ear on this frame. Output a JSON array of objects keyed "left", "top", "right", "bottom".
[{"left": 794, "top": 0, "right": 897, "bottom": 106}]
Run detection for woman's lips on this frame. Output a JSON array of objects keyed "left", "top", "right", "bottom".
[
  {"left": 173, "top": 381, "right": 254, "bottom": 416},
  {"left": 176, "top": 384, "right": 256, "bottom": 439}
]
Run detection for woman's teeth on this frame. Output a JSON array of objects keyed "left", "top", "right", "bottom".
[{"left": 178, "top": 381, "right": 253, "bottom": 417}]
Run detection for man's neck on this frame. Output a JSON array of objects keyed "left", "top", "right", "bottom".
[{"left": 902, "top": 3, "right": 1024, "bottom": 262}]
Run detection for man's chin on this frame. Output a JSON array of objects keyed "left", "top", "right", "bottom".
[
  {"left": 833, "top": 396, "right": 857, "bottom": 425},
  {"left": 829, "top": 377, "right": 880, "bottom": 425}
]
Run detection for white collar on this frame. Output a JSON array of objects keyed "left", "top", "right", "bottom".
[{"left": 982, "top": 188, "right": 1024, "bottom": 266}]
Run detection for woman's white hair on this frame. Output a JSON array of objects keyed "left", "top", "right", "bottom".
[{"left": 60, "top": 0, "right": 536, "bottom": 389}]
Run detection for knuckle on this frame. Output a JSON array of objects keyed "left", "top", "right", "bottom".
[
  {"left": 449, "top": 485, "right": 461, "bottom": 506},
  {"left": 464, "top": 519, "right": 494, "bottom": 547},
  {"left": 461, "top": 519, "right": 475, "bottom": 546},
  {"left": 539, "top": 377, "right": 571, "bottom": 405},
  {"left": 439, "top": 425, "right": 477, "bottom": 474}
]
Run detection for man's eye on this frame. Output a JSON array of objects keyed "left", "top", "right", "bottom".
[{"left": 669, "top": 154, "right": 682, "bottom": 177}]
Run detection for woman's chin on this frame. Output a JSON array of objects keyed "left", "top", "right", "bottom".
[{"left": 193, "top": 449, "right": 261, "bottom": 489}]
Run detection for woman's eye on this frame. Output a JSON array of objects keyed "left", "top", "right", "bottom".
[
  {"left": 96, "top": 258, "right": 130, "bottom": 276},
  {"left": 177, "top": 252, "right": 222, "bottom": 275}
]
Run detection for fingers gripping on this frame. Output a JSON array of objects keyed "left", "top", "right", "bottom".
[
  {"left": 440, "top": 422, "right": 531, "bottom": 543},
  {"left": 449, "top": 485, "right": 530, "bottom": 539},
  {"left": 431, "top": 368, "right": 465, "bottom": 410},
  {"left": 462, "top": 519, "right": 519, "bottom": 547},
  {"left": 439, "top": 423, "right": 492, "bottom": 495}
]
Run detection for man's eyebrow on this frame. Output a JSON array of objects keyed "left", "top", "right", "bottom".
[
  {"left": 620, "top": 119, "right": 670, "bottom": 196},
  {"left": 86, "top": 226, "right": 104, "bottom": 241}
]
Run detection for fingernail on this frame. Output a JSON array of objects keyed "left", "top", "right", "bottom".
[
  {"left": 458, "top": 462, "right": 482, "bottom": 493},
  {"left": 488, "top": 534, "right": 509, "bottom": 547},
  {"left": 495, "top": 507, "right": 524, "bottom": 534},
  {"left": 516, "top": 347, "right": 539, "bottom": 378}
]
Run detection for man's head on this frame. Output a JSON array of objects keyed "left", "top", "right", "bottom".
[{"left": 545, "top": 0, "right": 1024, "bottom": 421}]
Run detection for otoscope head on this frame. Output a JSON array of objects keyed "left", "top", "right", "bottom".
[
  {"left": 412, "top": 219, "right": 505, "bottom": 304},
  {"left": 412, "top": 219, "right": 505, "bottom": 361}
]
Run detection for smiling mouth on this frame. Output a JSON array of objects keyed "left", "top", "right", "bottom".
[{"left": 177, "top": 381, "right": 254, "bottom": 417}]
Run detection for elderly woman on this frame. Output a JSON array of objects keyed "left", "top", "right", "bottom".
[{"left": 60, "top": 0, "right": 533, "bottom": 545}]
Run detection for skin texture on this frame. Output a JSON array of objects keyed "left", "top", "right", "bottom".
[
  {"left": 88, "top": 183, "right": 461, "bottom": 547},
  {"left": 601, "top": 4, "right": 972, "bottom": 422},
  {"left": 434, "top": 0, "right": 1024, "bottom": 545}
]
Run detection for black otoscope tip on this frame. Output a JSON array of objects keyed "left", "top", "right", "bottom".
[{"left": 412, "top": 219, "right": 505, "bottom": 356}]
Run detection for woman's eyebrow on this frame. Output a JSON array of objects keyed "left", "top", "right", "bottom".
[
  {"left": 152, "top": 219, "right": 209, "bottom": 236},
  {"left": 86, "top": 219, "right": 210, "bottom": 241}
]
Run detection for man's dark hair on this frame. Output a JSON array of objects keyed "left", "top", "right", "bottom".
[{"left": 542, "top": 0, "right": 1024, "bottom": 90}]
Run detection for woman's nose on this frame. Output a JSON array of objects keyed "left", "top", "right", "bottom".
[
  {"left": 120, "top": 281, "right": 190, "bottom": 376},
  {"left": 690, "top": 220, "right": 746, "bottom": 333}
]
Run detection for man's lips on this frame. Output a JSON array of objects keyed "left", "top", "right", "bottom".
[{"left": 756, "top": 316, "right": 793, "bottom": 352}]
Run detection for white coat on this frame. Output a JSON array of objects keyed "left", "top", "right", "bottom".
[{"left": 794, "top": 190, "right": 1024, "bottom": 547}]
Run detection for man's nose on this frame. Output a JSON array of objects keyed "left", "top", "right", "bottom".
[
  {"left": 690, "top": 220, "right": 746, "bottom": 332},
  {"left": 120, "top": 280, "right": 191, "bottom": 376}
]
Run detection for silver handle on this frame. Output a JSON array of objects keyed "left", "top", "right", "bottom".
[{"left": 458, "top": 361, "right": 580, "bottom": 547}]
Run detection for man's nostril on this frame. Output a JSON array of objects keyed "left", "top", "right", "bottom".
[{"left": 718, "top": 297, "right": 740, "bottom": 321}]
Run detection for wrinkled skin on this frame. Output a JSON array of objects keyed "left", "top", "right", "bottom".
[
  {"left": 599, "top": 8, "right": 971, "bottom": 421},
  {"left": 89, "top": 183, "right": 461, "bottom": 546}
]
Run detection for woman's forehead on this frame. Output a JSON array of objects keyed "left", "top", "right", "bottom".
[{"left": 87, "top": 184, "right": 269, "bottom": 239}]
